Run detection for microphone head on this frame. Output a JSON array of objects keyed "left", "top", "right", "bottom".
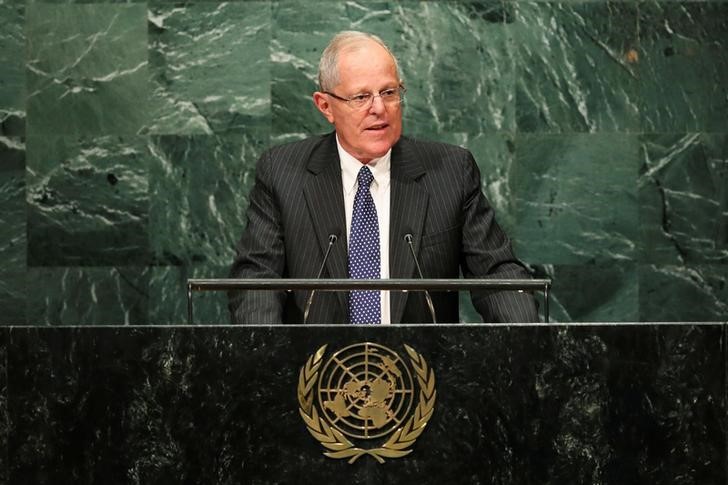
[
  {"left": 328, "top": 233, "right": 338, "bottom": 243},
  {"left": 403, "top": 233, "right": 413, "bottom": 243}
]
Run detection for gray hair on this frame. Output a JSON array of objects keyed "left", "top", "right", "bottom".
[{"left": 318, "top": 31, "right": 401, "bottom": 91}]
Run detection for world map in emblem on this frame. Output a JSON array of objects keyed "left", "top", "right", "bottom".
[{"left": 317, "top": 342, "right": 415, "bottom": 439}]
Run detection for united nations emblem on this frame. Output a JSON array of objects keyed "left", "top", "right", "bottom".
[{"left": 297, "top": 342, "right": 436, "bottom": 463}]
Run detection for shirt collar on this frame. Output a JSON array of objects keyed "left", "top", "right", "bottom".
[{"left": 337, "top": 135, "right": 391, "bottom": 196}]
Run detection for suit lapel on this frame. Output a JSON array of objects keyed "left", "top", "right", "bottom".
[
  {"left": 302, "top": 134, "right": 349, "bottom": 314},
  {"left": 389, "top": 139, "right": 429, "bottom": 323}
]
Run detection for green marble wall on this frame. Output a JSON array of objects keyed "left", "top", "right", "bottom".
[{"left": 0, "top": 1, "right": 726, "bottom": 324}]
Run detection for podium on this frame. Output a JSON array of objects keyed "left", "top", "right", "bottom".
[{"left": 3, "top": 323, "right": 724, "bottom": 484}]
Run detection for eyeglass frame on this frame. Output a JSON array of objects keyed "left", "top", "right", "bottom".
[{"left": 323, "top": 85, "right": 406, "bottom": 110}]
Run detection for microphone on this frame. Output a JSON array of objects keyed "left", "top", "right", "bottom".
[
  {"left": 303, "top": 233, "right": 338, "bottom": 324},
  {"left": 403, "top": 233, "right": 437, "bottom": 323}
]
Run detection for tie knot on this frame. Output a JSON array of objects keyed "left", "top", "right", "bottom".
[{"left": 357, "top": 166, "right": 374, "bottom": 188}]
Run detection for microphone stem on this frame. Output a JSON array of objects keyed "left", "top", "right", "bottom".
[
  {"left": 303, "top": 235, "right": 337, "bottom": 324},
  {"left": 405, "top": 235, "right": 437, "bottom": 324}
]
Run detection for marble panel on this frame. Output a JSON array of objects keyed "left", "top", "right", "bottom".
[
  {"left": 562, "top": 324, "right": 725, "bottom": 483},
  {"left": 639, "top": 133, "right": 728, "bottom": 265},
  {"left": 639, "top": 2, "right": 728, "bottom": 132},
  {"left": 0, "top": 3, "right": 25, "bottom": 137},
  {"left": 532, "top": 263, "right": 638, "bottom": 322},
  {"left": 26, "top": 135, "right": 149, "bottom": 266},
  {"left": 26, "top": 4, "right": 148, "bottom": 135},
  {"left": 149, "top": 265, "right": 229, "bottom": 325},
  {"left": 6, "top": 325, "right": 725, "bottom": 483},
  {"left": 397, "top": 1, "right": 514, "bottom": 136},
  {"left": 272, "top": 1, "right": 514, "bottom": 139},
  {"left": 432, "top": 132, "right": 517, "bottom": 233},
  {"left": 0, "top": 138, "right": 26, "bottom": 325},
  {"left": 145, "top": 2, "right": 271, "bottom": 135},
  {"left": 148, "top": 133, "right": 264, "bottom": 268},
  {"left": 512, "top": 133, "right": 639, "bottom": 264},
  {"left": 509, "top": 324, "right": 725, "bottom": 483},
  {"left": 639, "top": 264, "right": 728, "bottom": 322},
  {"left": 513, "top": 2, "right": 640, "bottom": 133},
  {"left": 25, "top": 267, "right": 149, "bottom": 325}
]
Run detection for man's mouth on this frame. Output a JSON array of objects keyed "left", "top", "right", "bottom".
[{"left": 365, "top": 123, "right": 388, "bottom": 131}]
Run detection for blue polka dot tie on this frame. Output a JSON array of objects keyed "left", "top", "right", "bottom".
[{"left": 348, "top": 166, "right": 381, "bottom": 324}]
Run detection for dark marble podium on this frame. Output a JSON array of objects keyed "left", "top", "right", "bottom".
[{"left": 1, "top": 323, "right": 725, "bottom": 485}]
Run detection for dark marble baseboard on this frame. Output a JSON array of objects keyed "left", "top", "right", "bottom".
[{"left": 0, "top": 324, "right": 725, "bottom": 485}]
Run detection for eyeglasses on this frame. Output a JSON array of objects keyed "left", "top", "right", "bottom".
[{"left": 324, "top": 86, "right": 406, "bottom": 110}]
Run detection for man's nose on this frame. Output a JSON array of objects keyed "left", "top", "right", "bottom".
[{"left": 368, "top": 95, "right": 386, "bottom": 114}]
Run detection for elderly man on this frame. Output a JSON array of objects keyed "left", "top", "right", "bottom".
[{"left": 228, "top": 31, "right": 537, "bottom": 324}]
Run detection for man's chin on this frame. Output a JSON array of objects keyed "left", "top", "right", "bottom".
[
  {"left": 364, "top": 134, "right": 400, "bottom": 154},
  {"left": 362, "top": 145, "right": 393, "bottom": 161},
  {"left": 339, "top": 132, "right": 400, "bottom": 162}
]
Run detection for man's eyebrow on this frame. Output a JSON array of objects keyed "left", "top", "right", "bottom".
[{"left": 348, "top": 84, "right": 399, "bottom": 95}]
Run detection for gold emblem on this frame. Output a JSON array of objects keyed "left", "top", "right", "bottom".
[{"left": 297, "top": 342, "right": 436, "bottom": 463}]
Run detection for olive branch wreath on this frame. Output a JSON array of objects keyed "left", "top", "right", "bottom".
[{"left": 297, "top": 344, "right": 436, "bottom": 464}]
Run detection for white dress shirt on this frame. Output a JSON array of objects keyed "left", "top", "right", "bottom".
[{"left": 337, "top": 136, "right": 391, "bottom": 324}]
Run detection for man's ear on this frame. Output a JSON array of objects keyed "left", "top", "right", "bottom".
[{"left": 313, "top": 92, "right": 335, "bottom": 124}]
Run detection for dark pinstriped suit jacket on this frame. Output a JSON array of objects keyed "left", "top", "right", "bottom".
[{"left": 228, "top": 132, "right": 538, "bottom": 324}]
